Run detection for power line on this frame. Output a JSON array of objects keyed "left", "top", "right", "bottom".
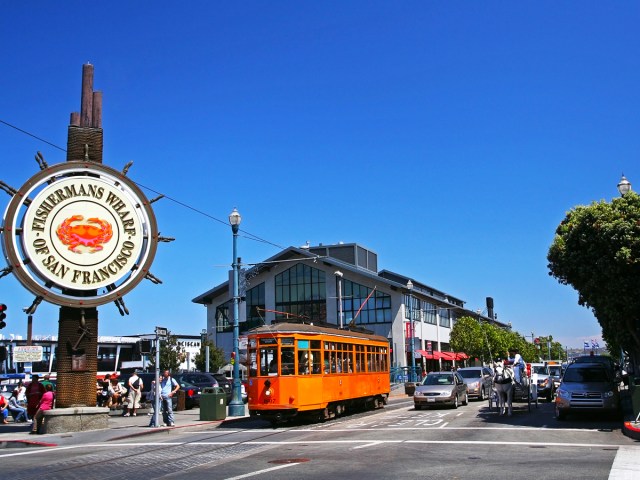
[
  {"left": 0, "top": 120, "right": 66, "bottom": 152},
  {"left": 0, "top": 119, "right": 287, "bottom": 251}
]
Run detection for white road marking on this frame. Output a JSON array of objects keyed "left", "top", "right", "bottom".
[
  {"left": 609, "top": 446, "right": 640, "bottom": 479},
  {"left": 224, "top": 462, "right": 300, "bottom": 479}
]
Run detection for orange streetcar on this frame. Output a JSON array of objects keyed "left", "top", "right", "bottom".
[{"left": 246, "top": 321, "right": 390, "bottom": 424}]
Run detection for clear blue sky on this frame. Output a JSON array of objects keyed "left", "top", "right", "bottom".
[{"left": 1, "top": 2, "right": 638, "bottom": 348}]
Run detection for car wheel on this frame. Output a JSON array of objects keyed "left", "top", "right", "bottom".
[
  {"left": 463, "top": 393, "right": 469, "bottom": 406},
  {"left": 415, "top": 404, "right": 422, "bottom": 410}
]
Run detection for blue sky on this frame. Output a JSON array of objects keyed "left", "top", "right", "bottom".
[{"left": 1, "top": 2, "right": 638, "bottom": 348}]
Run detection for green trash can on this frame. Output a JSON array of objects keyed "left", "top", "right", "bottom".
[{"left": 200, "top": 387, "right": 227, "bottom": 421}]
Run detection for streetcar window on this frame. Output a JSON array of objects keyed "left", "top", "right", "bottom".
[
  {"left": 281, "top": 348, "right": 294, "bottom": 375},
  {"left": 260, "top": 347, "right": 277, "bottom": 376}
]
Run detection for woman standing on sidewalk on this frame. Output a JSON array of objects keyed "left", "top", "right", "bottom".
[
  {"left": 124, "top": 371, "right": 143, "bottom": 417},
  {"left": 30, "top": 383, "right": 54, "bottom": 434}
]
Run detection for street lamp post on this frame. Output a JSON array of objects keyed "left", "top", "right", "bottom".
[
  {"left": 228, "top": 207, "right": 244, "bottom": 417},
  {"left": 407, "top": 280, "right": 415, "bottom": 382},
  {"left": 335, "top": 271, "right": 344, "bottom": 328},
  {"left": 618, "top": 174, "right": 632, "bottom": 196},
  {"left": 201, "top": 328, "right": 209, "bottom": 373}
]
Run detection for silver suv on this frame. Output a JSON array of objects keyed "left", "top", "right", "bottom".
[{"left": 555, "top": 362, "right": 620, "bottom": 420}]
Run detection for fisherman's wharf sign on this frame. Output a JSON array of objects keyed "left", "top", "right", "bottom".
[{"left": 2, "top": 161, "right": 158, "bottom": 307}]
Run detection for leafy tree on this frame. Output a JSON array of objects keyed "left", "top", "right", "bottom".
[
  {"left": 548, "top": 191, "right": 640, "bottom": 362},
  {"left": 450, "top": 316, "right": 564, "bottom": 364},
  {"left": 449, "top": 316, "right": 486, "bottom": 360},
  {"left": 194, "top": 339, "right": 226, "bottom": 372},
  {"left": 147, "top": 332, "right": 184, "bottom": 373}
]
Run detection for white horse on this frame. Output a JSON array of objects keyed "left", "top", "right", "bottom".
[{"left": 492, "top": 361, "right": 514, "bottom": 416}]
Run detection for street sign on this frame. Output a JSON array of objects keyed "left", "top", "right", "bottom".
[
  {"left": 14, "top": 345, "right": 43, "bottom": 362},
  {"left": 155, "top": 327, "right": 168, "bottom": 337}
]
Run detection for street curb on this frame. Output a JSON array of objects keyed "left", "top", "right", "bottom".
[
  {"left": 107, "top": 415, "right": 249, "bottom": 442},
  {"left": 0, "top": 439, "right": 58, "bottom": 449}
]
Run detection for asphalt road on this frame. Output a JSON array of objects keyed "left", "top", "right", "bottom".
[{"left": 0, "top": 395, "right": 637, "bottom": 480}]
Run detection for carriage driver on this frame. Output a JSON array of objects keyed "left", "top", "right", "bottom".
[{"left": 506, "top": 347, "right": 525, "bottom": 383}]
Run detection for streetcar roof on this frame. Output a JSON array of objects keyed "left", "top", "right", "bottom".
[{"left": 248, "top": 321, "right": 389, "bottom": 344}]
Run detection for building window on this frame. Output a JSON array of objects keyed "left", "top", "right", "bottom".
[
  {"left": 423, "top": 302, "right": 437, "bottom": 325},
  {"left": 340, "top": 279, "right": 391, "bottom": 325},
  {"left": 216, "top": 301, "right": 232, "bottom": 333},
  {"left": 404, "top": 294, "right": 421, "bottom": 321},
  {"left": 275, "top": 263, "right": 326, "bottom": 321},
  {"left": 245, "top": 282, "right": 265, "bottom": 331},
  {"left": 439, "top": 308, "right": 451, "bottom": 328}
]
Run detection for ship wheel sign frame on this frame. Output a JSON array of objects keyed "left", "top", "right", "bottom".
[{"left": 2, "top": 161, "right": 159, "bottom": 309}]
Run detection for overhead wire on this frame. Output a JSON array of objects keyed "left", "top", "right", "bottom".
[{"left": 0, "top": 119, "right": 288, "bottom": 251}]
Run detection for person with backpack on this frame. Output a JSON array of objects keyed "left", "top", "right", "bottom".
[
  {"left": 159, "top": 370, "right": 180, "bottom": 427},
  {"left": 124, "top": 371, "right": 143, "bottom": 417}
]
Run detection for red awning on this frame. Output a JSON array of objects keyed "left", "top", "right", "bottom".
[
  {"left": 439, "top": 351, "right": 457, "bottom": 361},
  {"left": 416, "top": 349, "right": 436, "bottom": 359},
  {"left": 417, "top": 350, "right": 458, "bottom": 361},
  {"left": 455, "top": 352, "right": 469, "bottom": 360}
]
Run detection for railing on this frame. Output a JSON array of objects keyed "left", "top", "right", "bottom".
[{"left": 390, "top": 366, "right": 423, "bottom": 384}]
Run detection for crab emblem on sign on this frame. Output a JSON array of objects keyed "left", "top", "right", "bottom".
[{"left": 56, "top": 215, "right": 113, "bottom": 253}]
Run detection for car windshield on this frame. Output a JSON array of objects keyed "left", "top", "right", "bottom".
[
  {"left": 563, "top": 366, "right": 609, "bottom": 383},
  {"left": 548, "top": 366, "right": 562, "bottom": 376},
  {"left": 532, "top": 366, "right": 548, "bottom": 375},
  {"left": 423, "top": 374, "right": 454, "bottom": 385},
  {"left": 458, "top": 370, "right": 481, "bottom": 379}
]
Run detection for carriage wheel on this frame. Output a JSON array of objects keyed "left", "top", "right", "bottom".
[
  {"left": 488, "top": 389, "right": 496, "bottom": 412},
  {"left": 527, "top": 387, "right": 531, "bottom": 412}
]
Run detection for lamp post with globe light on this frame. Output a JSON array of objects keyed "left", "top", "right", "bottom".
[
  {"left": 407, "top": 280, "right": 416, "bottom": 382},
  {"left": 228, "top": 207, "right": 244, "bottom": 416},
  {"left": 618, "top": 174, "right": 632, "bottom": 196}
]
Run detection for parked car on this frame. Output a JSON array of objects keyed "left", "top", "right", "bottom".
[
  {"left": 177, "top": 379, "right": 202, "bottom": 409},
  {"left": 414, "top": 371, "right": 468, "bottom": 409},
  {"left": 530, "top": 363, "right": 554, "bottom": 401},
  {"left": 457, "top": 366, "right": 493, "bottom": 400},
  {"left": 555, "top": 362, "right": 621, "bottom": 421},
  {"left": 173, "top": 372, "right": 221, "bottom": 403},
  {"left": 212, "top": 374, "right": 233, "bottom": 403}
]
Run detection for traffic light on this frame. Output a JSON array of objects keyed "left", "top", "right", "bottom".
[{"left": 0, "top": 304, "right": 6, "bottom": 329}]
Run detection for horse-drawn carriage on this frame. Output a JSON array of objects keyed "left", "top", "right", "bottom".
[{"left": 488, "top": 360, "right": 538, "bottom": 415}]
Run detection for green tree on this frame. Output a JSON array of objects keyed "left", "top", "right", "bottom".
[
  {"left": 449, "top": 316, "right": 486, "bottom": 360},
  {"left": 147, "top": 332, "right": 184, "bottom": 373},
  {"left": 548, "top": 191, "right": 640, "bottom": 360},
  {"left": 194, "top": 339, "right": 226, "bottom": 372}
]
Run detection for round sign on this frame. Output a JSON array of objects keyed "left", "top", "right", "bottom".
[{"left": 2, "top": 161, "right": 158, "bottom": 308}]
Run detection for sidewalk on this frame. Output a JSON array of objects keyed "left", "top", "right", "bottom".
[
  {"left": 0, "top": 388, "right": 407, "bottom": 448},
  {"left": 0, "top": 404, "right": 250, "bottom": 448}
]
